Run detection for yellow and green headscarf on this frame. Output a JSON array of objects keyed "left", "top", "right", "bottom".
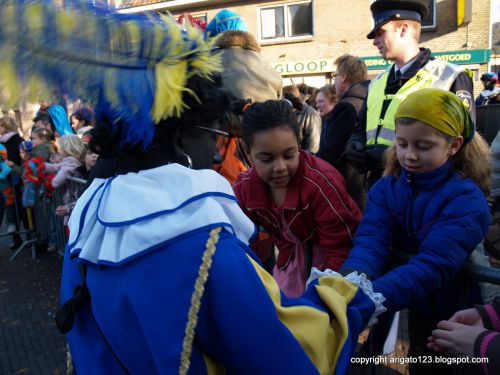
[{"left": 395, "top": 88, "right": 475, "bottom": 143}]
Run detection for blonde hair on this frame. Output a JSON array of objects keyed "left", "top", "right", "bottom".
[
  {"left": 317, "top": 84, "right": 338, "bottom": 105},
  {"left": 0, "top": 116, "right": 17, "bottom": 132},
  {"left": 334, "top": 54, "right": 368, "bottom": 84},
  {"left": 57, "top": 134, "right": 85, "bottom": 161},
  {"left": 384, "top": 122, "right": 491, "bottom": 196}
]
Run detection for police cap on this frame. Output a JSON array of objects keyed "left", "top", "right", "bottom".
[{"left": 367, "top": 0, "right": 429, "bottom": 39}]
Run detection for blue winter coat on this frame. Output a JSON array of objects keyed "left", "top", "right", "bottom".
[{"left": 342, "top": 161, "right": 490, "bottom": 317}]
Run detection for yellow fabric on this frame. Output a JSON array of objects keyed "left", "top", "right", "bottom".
[
  {"left": 152, "top": 16, "right": 223, "bottom": 123},
  {"left": 366, "top": 63, "right": 459, "bottom": 146},
  {"left": 247, "top": 255, "right": 357, "bottom": 374},
  {"left": 395, "top": 88, "right": 473, "bottom": 140},
  {"left": 202, "top": 353, "right": 226, "bottom": 375}
]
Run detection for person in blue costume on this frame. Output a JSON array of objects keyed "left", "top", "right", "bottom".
[
  {"left": 341, "top": 88, "right": 491, "bottom": 374},
  {"left": 0, "top": 2, "right": 386, "bottom": 374}
]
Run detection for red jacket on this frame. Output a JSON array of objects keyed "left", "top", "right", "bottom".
[{"left": 233, "top": 150, "right": 361, "bottom": 271}]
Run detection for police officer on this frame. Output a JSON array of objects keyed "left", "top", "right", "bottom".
[{"left": 346, "top": 0, "right": 475, "bottom": 187}]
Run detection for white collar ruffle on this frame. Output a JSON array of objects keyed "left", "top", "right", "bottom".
[{"left": 67, "top": 163, "right": 256, "bottom": 266}]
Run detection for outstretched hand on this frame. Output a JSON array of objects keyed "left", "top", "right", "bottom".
[
  {"left": 427, "top": 320, "right": 486, "bottom": 357},
  {"left": 448, "top": 308, "right": 484, "bottom": 327}
]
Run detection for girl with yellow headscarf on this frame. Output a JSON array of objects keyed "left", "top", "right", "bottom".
[{"left": 341, "top": 88, "right": 491, "bottom": 373}]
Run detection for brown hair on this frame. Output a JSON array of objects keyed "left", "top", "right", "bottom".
[
  {"left": 0, "top": 116, "right": 17, "bottom": 132},
  {"left": 282, "top": 85, "right": 300, "bottom": 98},
  {"left": 334, "top": 54, "right": 367, "bottom": 85},
  {"left": 384, "top": 120, "right": 491, "bottom": 196},
  {"left": 32, "top": 127, "right": 54, "bottom": 143}
]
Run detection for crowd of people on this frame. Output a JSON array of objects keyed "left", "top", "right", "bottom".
[
  {"left": 0, "top": 0, "right": 499, "bottom": 374},
  {"left": 0, "top": 105, "right": 97, "bottom": 251}
]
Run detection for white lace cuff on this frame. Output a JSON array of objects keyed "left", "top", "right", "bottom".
[{"left": 306, "top": 268, "right": 387, "bottom": 327}]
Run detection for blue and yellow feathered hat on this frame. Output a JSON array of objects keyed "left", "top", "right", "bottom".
[{"left": 0, "top": 0, "right": 222, "bottom": 149}]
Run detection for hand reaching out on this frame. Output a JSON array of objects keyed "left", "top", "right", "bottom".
[
  {"left": 427, "top": 320, "right": 486, "bottom": 356},
  {"left": 55, "top": 205, "right": 70, "bottom": 217},
  {"left": 448, "top": 308, "right": 484, "bottom": 327}
]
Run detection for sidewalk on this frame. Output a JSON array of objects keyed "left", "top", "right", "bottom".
[{"left": 0, "top": 236, "right": 66, "bottom": 375}]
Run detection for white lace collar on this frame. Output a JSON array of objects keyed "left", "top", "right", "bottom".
[{"left": 67, "top": 163, "right": 257, "bottom": 266}]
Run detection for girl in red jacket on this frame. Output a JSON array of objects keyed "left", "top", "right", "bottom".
[{"left": 233, "top": 100, "right": 361, "bottom": 297}]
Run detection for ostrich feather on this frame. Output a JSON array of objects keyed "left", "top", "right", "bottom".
[{"left": 0, "top": 0, "right": 222, "bottom": 149}]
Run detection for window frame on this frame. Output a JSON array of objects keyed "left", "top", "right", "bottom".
[
  {"left": 257, "top": 0, "right": 314, "bottom": 44},
  {"left": 421, "top": 0, "right": 437, "bottom": 30}
]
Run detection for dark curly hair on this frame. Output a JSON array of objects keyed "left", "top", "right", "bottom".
[{"left": 241, "top": 100, "right": 300, "bottom": 149}]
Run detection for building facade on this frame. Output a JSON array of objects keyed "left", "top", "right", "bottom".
[{"left": 116, "top": 0, "right": 492, "bottom": 97}]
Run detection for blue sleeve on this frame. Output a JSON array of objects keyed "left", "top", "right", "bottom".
[
  {"left": 0, "top": 161, "right": 12, "bottom": 179},
  {"left": 372, "top": 188, "right": 490, "bottom": 313},
  {"left": 341, "top": 178, "right": 395, "bottom": 278}
]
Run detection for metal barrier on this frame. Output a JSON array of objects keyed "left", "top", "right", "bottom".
[
  {"left": 476, "top": 104, "right": 500, "bottom": 145},
  {"left": 8, "top": 176, "right": 88, "bottom": 261}
]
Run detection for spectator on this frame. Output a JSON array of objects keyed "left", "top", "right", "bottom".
[
  {"left": 315, "top": 84, "right": 338, "bottom": 118},
  {"left": 316, "top": 54, "right": 369, "bottom": 209},
  {"left": 8, "top": 140, "right": 32, "bottom": 179},
  {"left": 0, "top": 144, "right": 14, "bottom": 233},
  {"left": 47, "top": 104, "right": 73, "bottom": 137},
  {"left": 31, "top": 128, "right": 56, "bottom": 162},
  {"left": 204, "top": 9, "right": 248, "bottom": 38},
  {"left": 45, "top": 135, "right": 84, "bottom": 228},
  {"left": 0, "top": 116, "right": 23, "bottom": 165},
  {"left": 70, "top": 107, "right": 94, "bottom": 138},
  {"left": 476, "top": 72, "right": 500, "bottom": 107},
  {"left": 45, "top": 134, "right": 84, "bottom": 189},
  {"left": 0, "top": 116, "right": 25, "bottom": 248},
  {"left": 298, "top": 83, "right": 318, "bottom": 108},
  {"left": 428, "top": 296, "right": 500, "bottom": 375},
  {"left": 341, "top": 89, "right": 490, "bottom": 374},
  {"left": 55, "top": 145, "right": 97, "bottom": 222},
  {"left": 283, "top": 85, "right": 322, "bottom": 153},
  {"left": 234, "top": 100, "right": 361, "bottom": 297},
  {"left": 32, "top": 111, "right": 57, "bottom": 135}
]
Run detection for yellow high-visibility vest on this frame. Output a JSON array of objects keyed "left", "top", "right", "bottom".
[{"left": 366, "top": 59, "right": 462, "bottom": 146}]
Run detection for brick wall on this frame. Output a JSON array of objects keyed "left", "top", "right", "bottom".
[{"left": 171, "top": 0, "right": 491, "bottom": 97}]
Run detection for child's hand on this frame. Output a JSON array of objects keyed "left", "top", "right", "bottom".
[
  {"left": 55, "top": 205, "right": 70, "bottom": 217},
  {"left": 448, "top": 308, "right": 484, "bottom": 327},
  {"left": 6, "top": 160, "right": 14, "bottom": 167},
  {"left": 427, "top": 320, "right": 485, "bottom": 357}
]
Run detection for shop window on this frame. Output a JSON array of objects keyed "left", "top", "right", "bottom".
[{"left": 259, "top": 1, "right": 313, "bottom": 41}]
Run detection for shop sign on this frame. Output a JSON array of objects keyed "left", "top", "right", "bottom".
[
  {"left": 272, "top": 59, "right": 334, "bottom": 75},
  {"left": 361, "top": 49, "right": 491, "bottom": 70}
]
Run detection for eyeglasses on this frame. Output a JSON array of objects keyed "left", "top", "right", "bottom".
[{"left": 194, "top": 125, "right": 229, "bottom": 137}]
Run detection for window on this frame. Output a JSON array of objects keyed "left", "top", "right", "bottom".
[
  {"left": 259, "top": 1, "right": 313, "bottom": 41},
  {"left": 421, "top": 0, "right": 436, "bottom": 29}
]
